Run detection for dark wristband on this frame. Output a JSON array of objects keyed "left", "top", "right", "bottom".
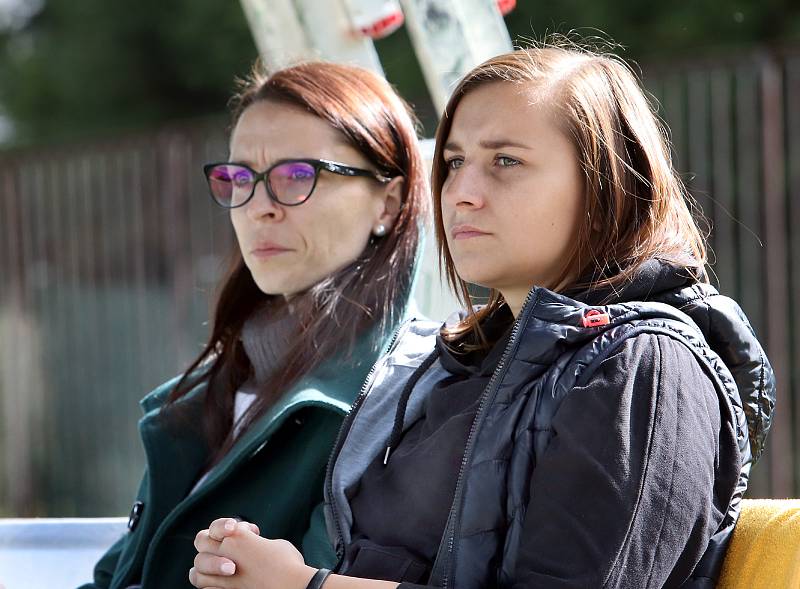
[{"left": 305, "top": 568, "right": 332, "bottom": 589}]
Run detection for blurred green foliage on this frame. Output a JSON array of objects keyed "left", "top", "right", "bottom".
[
  {"left": 0, "top": 0, "right": 257, "bottom": 146},
  {"left": 0, "top": 0, "right": 799, "bottom": 147}
]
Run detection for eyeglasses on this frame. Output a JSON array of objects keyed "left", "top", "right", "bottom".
[{"left": 203, "top": 158, "right": 392, "bottom": 208}]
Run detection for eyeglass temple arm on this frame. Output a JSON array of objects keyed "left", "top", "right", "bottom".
[{"left": 321, "top": 161, "right": 394, "bottom": 183}]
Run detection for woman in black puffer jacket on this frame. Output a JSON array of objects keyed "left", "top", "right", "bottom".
[{"left": 189, "top": 43, "right": 774, "bottom": 589}]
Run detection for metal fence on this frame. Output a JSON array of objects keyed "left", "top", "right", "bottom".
[
  {"left": 645, "top": 47, "right": 800, "bottom": 499},
  {"left": 0, "top": 47, "right": 798, "bottom": 517},
  {"left": 0, "top": 120, "right": 236, "bottom": 516}
]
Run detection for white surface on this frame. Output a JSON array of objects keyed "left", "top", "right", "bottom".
[
  {"left": 240, "top": 0, "right": 384, "bottom": 73},
  {"left": 400, "top": 0, "right": 513, "bottom": 111},
  {"left": 0, "top": 518, "right": 127, "bottom": 589},
  {"left": 411, "top": 138, "right": 462, "bottom": 322}
]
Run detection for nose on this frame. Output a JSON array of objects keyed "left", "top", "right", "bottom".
[
  {"left": 244, "top": 179, "right": 285, "bottom": 222},
  {"left": 441, "top": 162, "right": 486, "bottom": 211}
]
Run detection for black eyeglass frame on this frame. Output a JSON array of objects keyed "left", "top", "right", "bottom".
[{"left": 203, "top": 158, "right": 393, "bottom": 208}]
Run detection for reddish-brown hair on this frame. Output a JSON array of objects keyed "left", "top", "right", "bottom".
[
  {"left": 431, "top": 44, "right": 707, "bottom": 341},
  {"left": 168, "top": 61, "right": 427, "bottom": 464}
]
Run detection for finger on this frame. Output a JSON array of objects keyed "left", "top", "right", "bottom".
[
  {"left": 232, "top": 518, "right": 259, "bottom": 536},
  {"left": 194, "top": 529, "right": 222, "bottom": 553},
  {"left": 194, "top": 552, "right": 236, "bottom": 576},
  {"left": 189, "top": 566, "right": 234, "bottom": 589},
  {"left": 209, "top": 517, "right": 241, "bottom": 541},
  {"left": 234, "top": 521, "right": 259, "bottom": 536}
]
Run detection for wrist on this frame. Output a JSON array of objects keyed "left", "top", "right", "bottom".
[
  {"left": 297, "top": 564, "right": 319, "bottom": 589},
  {"left": 302, "top": 566, "right": 333, "bottom": 589}
]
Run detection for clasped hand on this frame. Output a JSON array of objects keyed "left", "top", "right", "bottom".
[{"left": 189, "top": 518, "right": 316, "bottom": 589}]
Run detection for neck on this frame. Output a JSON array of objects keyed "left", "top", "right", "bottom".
[
  {"left": 501, "top": 271, "right": 578, "bottom": 318},
  {"left": 499, "top": 287, "right": 530, "bottom": 319},
  {"left": 240, "top": 302, "right": 300, "bottom": 385}
]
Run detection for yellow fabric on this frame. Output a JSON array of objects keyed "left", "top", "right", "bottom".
[{"left": 718, "top": 499, "right": 800, "bottom": 589}]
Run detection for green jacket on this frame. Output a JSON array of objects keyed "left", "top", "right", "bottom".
[{"left": 80, "top": 346, "right": 380, "bottom": 589}]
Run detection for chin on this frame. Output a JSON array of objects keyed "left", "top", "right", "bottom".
[
  {"left": 454, "top": 268, "right": 502, "bottom": 290},
  {"left": 255, "top": 273, "right": 321, "bottom": 297},
  {"left": 252, "top": 282, "right": 284, "bottom": 296},
  {"left": 249, "top": 272, "right": 287, "bottom": 296}
]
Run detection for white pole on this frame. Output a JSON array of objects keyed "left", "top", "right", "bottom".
[
  {"left": 239, "top": 0, "right": 384, "bottom": 74},
  {"left": 239, "top": 0, "right": 314, "bottom": 69},
  {"left": 294, "top": 0, "right": 384, "bottom": 74},
  {"left": 400, "top": 0, "right": 513, "bottom": 113}
]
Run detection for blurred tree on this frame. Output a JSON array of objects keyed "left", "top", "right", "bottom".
[
  {"left": 0, "top": 0, "right": 799, "bottom": 147},
  {"left": 0, "top": 0, "right": 257, "bottom": 146},
  {"left": 503, "top": 0, "right": 800, "bottom": 60}
]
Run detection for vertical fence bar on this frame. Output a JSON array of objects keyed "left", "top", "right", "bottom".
[
  {"left": 110, "top": 148, "right": 134, "bottom": 506},
  {"left": 25, "top": 161, "right": 48, "bottom": 514},
  {"left": 0, "top": 163, "right": 12, "bottom": 514},
  {"left": 760, "top": 55, "right": 793, "bottom": 498},
  {"left": 44, "top": 156, "right": 73, "bottom": 514},
  {"left": 735, "top": 62, "right": 771, "bottom": 496},
  {"left": 162, "top": 132, "right": 194, "bottom": 370},
  {"left": 81, "top": 153, "right": 106, "bottom": 514},
  {"left": 786, "top": 55, "right": 800, "bottom": 495},
  {"left": 687, "top": 69, "right": 714, "bottom": 248},
  {"left": 138, "top": 143, "right": 165, "bottom": 383},
  {"left": 63, "top": 153, "right": 86, "bottom": 513},
  {"left": 129, "top": 147, "right": 149, "bottom": 395},
  {"left": 0, "top": 161, "right": 32, "bottom": 515},
  {"left": 115, "top": 146, "right": 145, "bottom": 482},
  {"left": 184, "top": 130, "right": 204, "bottom": 355},
  {"left": 661, "top": 73, "right": 689, "bottom": 174},
  {"left": 709, "top": 68, "right": 737, "bottom": 292}
]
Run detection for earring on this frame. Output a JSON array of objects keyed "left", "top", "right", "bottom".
[{"left": 373, "top": 224, "right": 388, "bottom": 237}]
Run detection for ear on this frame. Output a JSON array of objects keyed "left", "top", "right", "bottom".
[{"left": 374, "top": 176, "right": 405, "bottom": 231}]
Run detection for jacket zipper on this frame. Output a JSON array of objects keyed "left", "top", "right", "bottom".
[
  {"left": 436, "top": 290, "right": 539, "bottom": 588},
  {"left": 324, "top": 318, "right": 415, "bottom": 564}
]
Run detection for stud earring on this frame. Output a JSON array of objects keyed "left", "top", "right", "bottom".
[{"left": 373, "top": 224, "right": 388, "bottom": 237}]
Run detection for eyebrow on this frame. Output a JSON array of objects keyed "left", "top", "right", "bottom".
[{"left": 443, "top": 138, "right": 533, "bottom": 152}]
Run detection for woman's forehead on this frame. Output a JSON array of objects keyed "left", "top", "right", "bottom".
[
  {"left": 446, "top": 83, "right": 561, "bottom": 149},
  {"left": 229, "top": 102, "right": 362, "bottom": 163}
]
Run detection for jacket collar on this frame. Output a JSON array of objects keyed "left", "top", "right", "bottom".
[
  {"left": 135, "top": 320, "right": 397, "bottom": 504},
  {"left": 496, "top": 283, "right": 703, "bottom": 370}
]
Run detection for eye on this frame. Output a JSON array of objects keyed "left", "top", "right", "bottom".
[
  {"left": 445, "top": 157, "right": 463, "bottom": 170},
  {"left": 495, "top": 155, "right": 520, "bottom": 167},
  {"left": 232, "top": 170, "right": 254, "bottom": 186},
  {"left": 275, "top": 162, "right": 316, "bottom": 182},
  {"left": 289, "top": 167, "right": 315, "bottom": 181}
]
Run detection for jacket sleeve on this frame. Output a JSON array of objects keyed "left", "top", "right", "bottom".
[
  {"left": 302, "top": 501, "right": 338, "bottom": 569},
  {"left": 512, "top": 333, "right": 741, "bottom": 589}
]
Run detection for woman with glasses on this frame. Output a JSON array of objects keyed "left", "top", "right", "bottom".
[
  {"left": 80, "top": 60, "right": 427, "bottom": 589},
  {"left": 189, "top": 43, "right": 774, "bottom": 589}
]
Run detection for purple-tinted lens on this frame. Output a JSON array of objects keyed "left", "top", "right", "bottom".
[
  {"left": 268, "top": 162, "right": 317, "bottom": 204},
  {"left": 207, "top": 164, "right": 255, "bottom": 206}
]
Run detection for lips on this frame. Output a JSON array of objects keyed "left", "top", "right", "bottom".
[
  {"left": 250, "top": 240, "right": 292, "bottom": 258},
  {"left": 450, "top": 224, "right": 490, "bottom": 240}
]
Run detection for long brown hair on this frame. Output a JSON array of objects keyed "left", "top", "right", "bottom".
[
  {"left": 431, "top": 42, "right": 707, "bottom": 340},
  {"left": 167, "top": 61, "right": 427, "bottom": 464}
]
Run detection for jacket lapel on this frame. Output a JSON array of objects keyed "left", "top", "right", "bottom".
[{"left": 138, "top": 380, "right": 210, "bottom": 515}]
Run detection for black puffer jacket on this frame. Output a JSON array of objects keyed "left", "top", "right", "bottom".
[{"left": 324, "top": 261, "right": 775, "bottom": 588}]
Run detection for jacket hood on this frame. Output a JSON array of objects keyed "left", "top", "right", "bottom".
[
  {"left": 566, "top": 259, "right": 775, "bottom": 462},
  {"left": 569, "top": 258, "right": 700, "bottom": 305}
]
